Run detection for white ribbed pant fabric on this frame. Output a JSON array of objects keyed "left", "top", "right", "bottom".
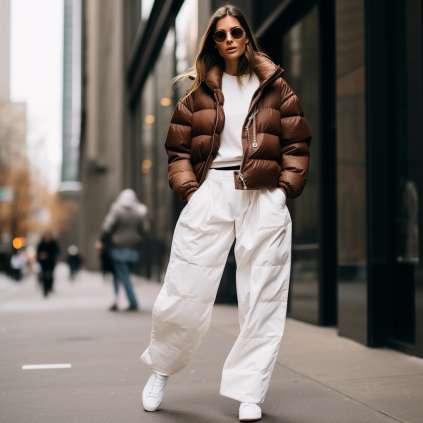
[{"left": 140, "top": 169, "right": 292, "bottom": 404}]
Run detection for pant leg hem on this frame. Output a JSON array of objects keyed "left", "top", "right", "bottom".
[
  {"left": 219, "top": 387, "right": 264, "bottom": 405},
  {"left": 139, "top": 348, "right": 173, "bottom": 377}
]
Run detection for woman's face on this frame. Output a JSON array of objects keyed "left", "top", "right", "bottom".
[{"left": 213, "top": 16, "right": 249, "bottom": 63}]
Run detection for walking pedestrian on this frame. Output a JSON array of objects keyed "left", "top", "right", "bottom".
[
  {"left": 141, "top": 4, "right": 312, "bottom": 421},
  {"left": 66, "top": 245, "right": 82, "bottom": 280},
  {"left": 97, "top": 189, "right": 148, "bottom": 312},
  {"left": 36, "top": 230, "right": 60, "bottom": 297}
]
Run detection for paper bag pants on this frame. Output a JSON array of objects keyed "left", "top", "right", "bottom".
[{"left": 140, "top": 169, "right": 292, "bottom": 404}]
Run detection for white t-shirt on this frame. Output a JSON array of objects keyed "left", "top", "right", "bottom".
[{"left": 211, "top": 71, "right": 260, "bottom": 168}]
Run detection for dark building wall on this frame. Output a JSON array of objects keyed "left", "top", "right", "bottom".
[
  {"left": 402, "top": 0, "right": 423, "bottom": 356},
  {"left": 336, "top": 0, "right": 368, "bottom": 343},
  {"left": 363, "top": 0, "right": 423, "bottom": 355}
]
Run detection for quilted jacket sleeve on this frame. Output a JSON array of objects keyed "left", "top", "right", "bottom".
[
  {"left": 278, "top": 78, "right": 312, "bottom": 199},
  {"left": 164, "top": 96, "right": 199, "bottom": 201}
]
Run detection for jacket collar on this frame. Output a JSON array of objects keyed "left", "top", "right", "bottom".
[{"left": 203, "top": 51, "right": 284, "bottom": 95}]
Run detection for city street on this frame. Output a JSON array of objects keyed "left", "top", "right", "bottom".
[{"left": 1, "top": 266, "right": 423, "bottom": 423}]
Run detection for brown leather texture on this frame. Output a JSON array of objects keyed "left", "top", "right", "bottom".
[{"left": 165, "top": 52, "right": 312, "bottom": 201}]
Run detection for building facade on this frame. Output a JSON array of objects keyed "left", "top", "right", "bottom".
[
  {"left": 78, "top": 0, "right": 141, "bottom": 268},
  {"left": 0, "top": 0, "right": 10, "bottom": 100},
  {"left": 0, "top": 0, "right": 29, "bottom": 245},
  {"left": 79, "top": 0, "right": 423, "bottom": 358}
]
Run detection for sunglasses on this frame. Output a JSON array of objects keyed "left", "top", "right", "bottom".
[{"left": 213, "top": 26, "right": 245, "bottom": 43}]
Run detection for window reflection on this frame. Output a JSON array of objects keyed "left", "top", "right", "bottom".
[{"left": 396, "top": 179, "right": 420, "bottom": 264}]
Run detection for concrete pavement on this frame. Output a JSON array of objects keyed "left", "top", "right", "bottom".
[{"left": 1, "top": 265, "right": 422, "bottom": 423}]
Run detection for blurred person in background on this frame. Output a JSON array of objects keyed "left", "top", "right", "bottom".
[
  {"left": 0, "top": 238, "right": 11, "bottom": 275},
  {"left": 140, "top": 4, "right": 311, "bottom": 421},
  {"left": 98, "top": 231, "right": 115, "bottom": 279},
  {"left": 25, "top": 245, "right": 37, "bottom": 273},
  {"left": 66, "top": 244, "right": 82, "bottom": 280},
  {"left": 10, "top": 246, "right": 28, "bottom": 281},
  {"left": 96, "top": 189, "right": 148, "bottom": 312},
  {"left": 36, "top": 230, "right": 61, "bottom": 297}
]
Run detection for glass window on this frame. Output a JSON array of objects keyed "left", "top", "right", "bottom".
[
  {"left": 336, "top": 0, "right": 368, "bottom": 342},
  {"left": 175, "top": 0, "right": 198, "bottom": 75},
  {"left": 282, "top": 5, "right": 321, "bottom": 323},
  {"left": 134, "top": 1, "right": 200, "bottom": 278},
  {"left": 389, "top": 0, "right": 420, "bottom": 345},
  {"left": 154, "top": 29, "right": 175, "bottom": 243},
  {"left": 140, "top": 73, "right": 155, "bottom": 213}
]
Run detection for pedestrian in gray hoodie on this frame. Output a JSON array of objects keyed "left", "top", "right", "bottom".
[{"left": 96, "top": 189, "right": 148, "bottom": 312}]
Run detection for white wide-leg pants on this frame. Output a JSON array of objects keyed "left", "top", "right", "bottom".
[{"left": 140, "top": 169, "right": 292, "bottom": 404}]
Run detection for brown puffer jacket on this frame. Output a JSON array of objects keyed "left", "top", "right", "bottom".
[{"left": 165, "top": 52, "right": 312, "bottom": 201}]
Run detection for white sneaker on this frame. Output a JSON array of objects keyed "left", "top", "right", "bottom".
[
  {"left": 142, "top": 371, "right": 169, "bottom": 412},
  {"left": 239, "top": 402, "right": 262, "bottom": 421}
]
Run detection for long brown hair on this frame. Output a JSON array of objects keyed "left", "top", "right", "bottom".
[{"left": 173, "top": 4, "right": 269, "bottom": 101}]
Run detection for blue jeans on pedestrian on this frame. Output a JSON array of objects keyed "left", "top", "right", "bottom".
[{"left": 110, "top": 247, "right": 139, "bottom": 308}]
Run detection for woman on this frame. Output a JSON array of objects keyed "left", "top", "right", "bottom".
[
  {"left": 97, "top": 189, "right": 148, "bottom": 312},
  {"left": 141, "top": 4, "right": 311, "bottom": 421},
  {"left": 36, "top": 230, "right": 60, "bottom": 297}
]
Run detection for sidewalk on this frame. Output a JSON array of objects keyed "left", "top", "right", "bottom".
[
  {"left": 0, "top": 265, "right": 422, "bottom": 423},
  {"left": 0, "top": 271, "right": 22, "bottom": 300}
]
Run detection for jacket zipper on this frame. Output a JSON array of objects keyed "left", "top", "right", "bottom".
[
  {"left": 238, "top": 109, "right": 258, "bottom": 189},
  {"left": 245, "top": 109, "right": 259, "bottom": 148},
  {"left": 237, "top": 67, "right": 284, "bottom": 189}
]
